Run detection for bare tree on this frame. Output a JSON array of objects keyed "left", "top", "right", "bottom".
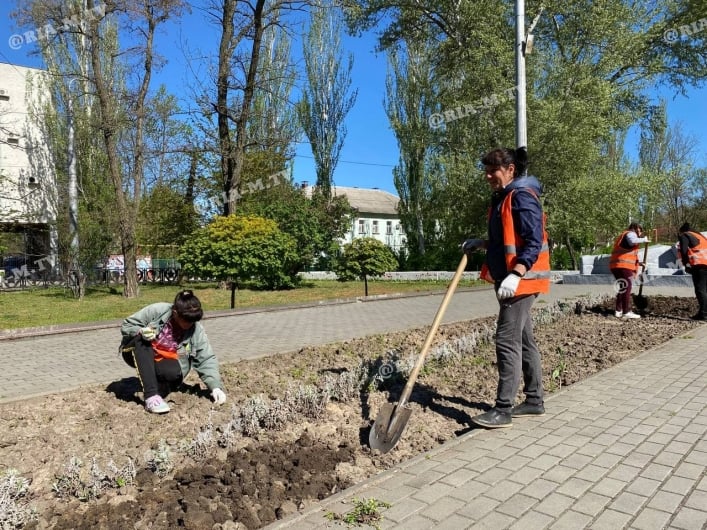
[
  {"left": 86, "top": 0, "right": 186, "bottom": 297},
  {"left": 206, "top": 0, "right": 308, "bottom": 215},
  {"left": 13, "top": 0, "right": 186, "bottom": 297}
]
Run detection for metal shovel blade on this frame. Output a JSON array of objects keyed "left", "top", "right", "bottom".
[
  {"left": 368, "top": 254, "right": 468, "bottom": 454},
  {"left": 369, "top": 402, "right": 413, "bottom": 453}
]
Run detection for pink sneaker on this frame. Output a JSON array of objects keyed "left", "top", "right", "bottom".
[{"left": 145, "top": 395, "right": 170, "bottom": 414}]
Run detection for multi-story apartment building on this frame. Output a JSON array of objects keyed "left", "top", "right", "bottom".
[{"left": 0, "top": 62, "right": 58, "bottom": 277}]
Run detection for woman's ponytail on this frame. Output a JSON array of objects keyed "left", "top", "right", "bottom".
[{"left": 514, "top": 147, "right": 529, "bottom": 177}]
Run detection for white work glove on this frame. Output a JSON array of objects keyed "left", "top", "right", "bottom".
[
  {"left": 211, "top": 388, "right": 227, "bottom": 405},
  {"left": 461, "top": 238, "right": 485, "bottom": 253},
  {"left": 497, "top": 272, "right": 521, "bottom": 300},
  {"left": 140, "top": 326, "right": 157, "bottom": 341}
]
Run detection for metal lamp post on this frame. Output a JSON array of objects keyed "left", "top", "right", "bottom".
[
  {"left": 515, "top": 0, "right": 527, "bottom": 151},
  {"left": 515, "top": 0, "right": 543, "bottom": 172}
]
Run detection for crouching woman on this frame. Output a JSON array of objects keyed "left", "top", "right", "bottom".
[{"left": 119, "top": 289, "right": 227, "bottom": 413}]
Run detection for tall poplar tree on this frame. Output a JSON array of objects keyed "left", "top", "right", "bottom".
[
  {"left": 384, "top": 40, "right": 437, "bottom": 259},
  {"left": 297, "top": 3, "right": 358, "bottom": 201}
]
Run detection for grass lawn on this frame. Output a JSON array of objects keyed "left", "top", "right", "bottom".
[{"left": 0, "top": 279, "right": 485, "bottom": 330}]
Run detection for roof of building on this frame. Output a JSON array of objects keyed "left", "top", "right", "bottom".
[{"left": 303, "top": 185, "right": 400, "bottom": 215}]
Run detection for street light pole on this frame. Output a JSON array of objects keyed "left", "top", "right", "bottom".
[{"left": 515, "top": 0, "right": 527, "bottom": 153}]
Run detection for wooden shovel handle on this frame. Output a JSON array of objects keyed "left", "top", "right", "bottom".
[
  {"left": 397, "top": 253, "right": 468, "bottom": 407},
  {"left": 638, "top": 242, "right": 649, "bottom": 294}
]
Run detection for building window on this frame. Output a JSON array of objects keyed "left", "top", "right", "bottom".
[
  {"left": 7, "top": 137, "right": 19, "bottom": 145},
  {"left": 358, "top": 220, "right": 365, "bottom": 234},
  {"left": 372, "top": 221, "right": 379, "bottom": 234},
  {"left": 386, "top": 221, "right": 393, "bottom": 235},
  {"left": 0, "top": 90, "right": 9, "bottom": 101}
]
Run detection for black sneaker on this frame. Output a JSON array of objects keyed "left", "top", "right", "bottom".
[
  {"left": 471, "top": 408, "right": 512, "bottom": 429},
  {"left": 511, "top": 402, "right": 545, "bottom": 417}
]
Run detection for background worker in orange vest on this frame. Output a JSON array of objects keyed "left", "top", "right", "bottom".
[
  {"left": 462, "top": 147, "right": 550, "bottom": 429},
  {"left": 677, "top": 222, "right": 707, "bottom": 321},
  {"left": 609, "top": 223, "right": 650, "bottom": 319}
]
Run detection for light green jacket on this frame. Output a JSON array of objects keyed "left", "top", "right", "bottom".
[{"left": 120, "top": 302, "right": 223, "bottom": 391}]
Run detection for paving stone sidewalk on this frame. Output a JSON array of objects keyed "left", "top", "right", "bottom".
[{"left": 267, "top": 324, "right": 707, "bottom": 530}]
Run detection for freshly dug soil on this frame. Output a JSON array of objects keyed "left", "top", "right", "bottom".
[{"left": 1, "top": 295, "right": 702, "bottom": 530}]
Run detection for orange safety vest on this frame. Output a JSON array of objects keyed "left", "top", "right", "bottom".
[
  {"left": 609, "top": 231, "right": 640, "bottom": 272},
  {"left": 684, "top": 231, "right": 707, "bottom": 267},
  {"left": 480, "top": 189, "right": 551, "bottom": 295}
]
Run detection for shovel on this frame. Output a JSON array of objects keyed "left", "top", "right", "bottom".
[
  {"left": 633, "top": 242, "right": 650, "bottom": 314},
  {"left": 369, "top": 253, "right": 468, "bottom": 453}
]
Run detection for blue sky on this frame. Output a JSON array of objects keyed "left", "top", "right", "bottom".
[{"left": 2, "top": 2, "right": 706, "bottom": 197}]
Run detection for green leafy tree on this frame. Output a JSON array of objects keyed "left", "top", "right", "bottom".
[
  {"left": 638, "top": 100, "right": 704, "bottom": 234},
  {"left": 179, "top": 215, "right": 299, "bottom": 307},
  {"left": 347, "top": 0, "right": 707, "bottom": 263},
  {"left": 334, "top": 237, "right": 398, "bottom": 296},
  {"left": 16, "top": 0, "right": 188, "bottom": 297},
  {"left": 137, "top": 183, "right": 200, "bottom": 249},
  {"left": 240, "top": 180, "right": 353, "bottom": 273},
  {"left": 385, "top": 39, "right": 438, "bottom": 260}
]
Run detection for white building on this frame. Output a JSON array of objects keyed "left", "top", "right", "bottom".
[
  {"left": 304, "top": 184, "right": 406, "bottom": 253},
  {"left": 0, "top": 62, "right": 58, "bottom": 274}
]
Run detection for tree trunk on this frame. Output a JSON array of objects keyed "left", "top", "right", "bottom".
[
  {"left": 227, "top": 0, "right": 267, "bottom": 214},
  {"left": 230, "top": 281, "right": 237, "bottom": 309},
  {"left": 85, "top": 0, "right": 166, "bottom": 297},
  {"left": 217, "top": 0, "right": 237, "bottom": 216},
  {"left": 565, "top": 235, "right": 577, "bottom": 271}
]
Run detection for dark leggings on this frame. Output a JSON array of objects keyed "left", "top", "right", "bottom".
[
  {"left": 611, "top": 268, "right": 634, "bottom": 313},
  {"left": 691, "top": 266, "right": 707, "bottom": 318},
  {"left": 121, "top": 336, "right": 182, "bottom": 399}
]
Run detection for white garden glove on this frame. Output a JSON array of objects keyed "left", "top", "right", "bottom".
[
  {"left": 497, "top": 272, "right": 521, "bottom": 300},
  {"left": 461, "top": 238, "right": 485, "bottom": 253},
  {"left": 211, "top": 388, "right": 227, "bottom": 405},
  {"left": 140, "top": 326, "right": 157, "bottom": 341}
]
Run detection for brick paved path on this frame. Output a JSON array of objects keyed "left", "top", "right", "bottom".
[{"left": 0, "top": 283, "right": 638, "bottom": 403}]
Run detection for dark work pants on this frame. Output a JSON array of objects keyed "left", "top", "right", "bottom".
[
  {"left": 121, "top": 336, "right": 182, "bottom": 399},
  {"left": 691, "top": 267, "right": 707, "bottom": 318},
  {"left": 494, "top": 293, "right": 544, "bottom": 411},
  {"left": 611, "top": 268, "right": 634, "bottom": 313}
]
